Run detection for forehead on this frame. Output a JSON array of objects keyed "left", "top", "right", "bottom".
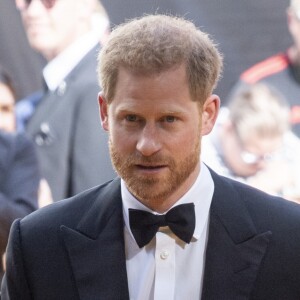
[
  {"left": 110, "top": 65, "right": 197, "bottom": 114},
  {"left": 114, "top": 65, "right": 189, "bottom": 100}
]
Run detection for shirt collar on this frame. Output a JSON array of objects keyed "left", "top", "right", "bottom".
[
  {"left": 43, "top": 31, "right": 100, "bottom": 91},
  {"left": 122, "top": 162, "right": 214, "bottom": 242}
]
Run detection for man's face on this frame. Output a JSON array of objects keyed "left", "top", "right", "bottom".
[
  {"left": 17, "top": 0, "right": 87, "bottom": 60},
  {"left": 0, "top": 83, "right": 15, "bottom": 132},
  {"left": 100, "top": 65, "right": 218, "bottom": 211}
]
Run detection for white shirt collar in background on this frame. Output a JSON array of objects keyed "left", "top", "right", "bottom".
[{"left": 43, "top": 32, "right": 100, "bottom": 91}]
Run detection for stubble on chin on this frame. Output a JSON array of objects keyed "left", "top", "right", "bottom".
[{"left": 109, "top": 138, "right": 200, "bottom": 206}]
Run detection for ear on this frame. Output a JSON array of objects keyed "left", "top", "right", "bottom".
[
  {"left": 201, "top": 94, "right": 220, "bottom": 136},
  {"left": 98, "top": 92, "right": 109, "bottom": 131},
  {"left": 287, "top": 8, "right": 294, "bottom": 31}
]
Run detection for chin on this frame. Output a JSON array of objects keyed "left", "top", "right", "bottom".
[
  {"left": 242, "top": 170, "right": 258, "bottom": 178},
  {"left": 28, "top": 37, "right": 51, "bottom": 52}
]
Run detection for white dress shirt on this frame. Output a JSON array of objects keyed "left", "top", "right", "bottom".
[
  {"left": 43, "top": 31, "right": 100, "bottom": 92},
  {"left": 122, "top": 162, "right": 214, "bottom": 300}
]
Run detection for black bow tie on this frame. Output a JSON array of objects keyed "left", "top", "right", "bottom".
[{"left": 129, "top": 203, "right": 195, "bottom": 248}]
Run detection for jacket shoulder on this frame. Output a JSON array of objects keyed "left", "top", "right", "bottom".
[
  {"left": 214, "top": 171, "right": 300, "bottom": 227},
  {"left": 240, "top": 53, "right": 289, "bottom": 84},
  {"left": 20, "top": 178, "right": 118, "bottom": 231}
]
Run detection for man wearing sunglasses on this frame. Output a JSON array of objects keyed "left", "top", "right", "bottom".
[{"left": 14, "top": 0, "right": 116, "bottom": 202}]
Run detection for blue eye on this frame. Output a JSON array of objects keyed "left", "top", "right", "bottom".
[
  {"left": 165, "top": 116, "right": 176, "bottom": 123},
  {"left": 126, "top": 115, "right": 137, "bottom": 122}
]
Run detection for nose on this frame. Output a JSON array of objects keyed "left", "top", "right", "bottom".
[{"left": 136, "top": 124, "right": 161, "bottom": 157}]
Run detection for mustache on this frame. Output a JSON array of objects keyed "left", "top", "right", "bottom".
[
  {"left": 109, "top": 140, "right": 175, "bottom": 167},
  {"left": 126, "top": 153, "right": 172, "bottom": 165},
  {"left": 110, "top": 148, "right": 173, "bottom": 167}
]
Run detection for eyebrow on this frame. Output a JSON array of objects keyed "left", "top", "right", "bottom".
[{"left": 115, "top": 104, "right": 188, "bottom": 115}]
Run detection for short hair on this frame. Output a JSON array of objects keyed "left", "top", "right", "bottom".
[
  {"left": 98, "top": 14, "right": 223, "bottom": 104},
  {"left": 228, "top": 83, "right": 290, "bottom": 141}
]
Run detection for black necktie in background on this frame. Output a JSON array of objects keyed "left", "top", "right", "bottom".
[{"left": 129, "top": 203, "right": 195, "bottom": 248}]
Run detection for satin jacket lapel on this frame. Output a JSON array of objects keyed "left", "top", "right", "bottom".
[
  {"left": 60, "top": 179, "right": 130, "bottom": 300},
  {"left": 202, "top": 171, "right": 272, "bottom": 300}
]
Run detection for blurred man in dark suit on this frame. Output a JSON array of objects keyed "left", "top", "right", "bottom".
[
  {"left": 15, "top": 0, "right": 116, "bottom": 202},
  {"left": 0, "top": 130, "right": 39, "bottom": 281}
]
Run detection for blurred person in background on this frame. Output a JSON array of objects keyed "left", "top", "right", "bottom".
[
  {"left": 0, "top": 65, "right": 42, "bottom": 282},
  {"left": 232, "top": 0, "right": 300, "bottom": 139},
  {"left": 0, "top": 130, "right": 40, "bottom": 281},
  {"left": 0, "top": 63, "right": 53, "bottom": 207},
  {"left": 0, "top": 65, "right": 16, "bottom": 133},
  {"left": 15, "top": 0, "right": 115, "bottom": 202},
  {"left": 202, "top": 83, "right": 300, "bottom": 202}
]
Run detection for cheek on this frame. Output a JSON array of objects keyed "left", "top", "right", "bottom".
[
  {"left": 172, "top": 128, "right": 200, "bottom": 154},
  {"left": 109, "top": 125, "right": 136, "bottom": 152}
]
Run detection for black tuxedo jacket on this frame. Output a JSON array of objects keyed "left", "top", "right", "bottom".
[
  {"left": 0, "top": 131, "right": 39, "bottom": 280},
  {"left": 24, "top": 45, "right": 116, "bottom": 201},
  {"left": 2, "top": 170, "right": 300, "bottom": 299}
]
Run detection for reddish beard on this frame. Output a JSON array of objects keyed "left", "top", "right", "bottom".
[{"left": 109, "top": 138, "right": 200, "bottom": 205}]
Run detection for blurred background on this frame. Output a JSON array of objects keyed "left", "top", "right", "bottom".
[{"left": 0, "top": 0, "right": 291, "bottom": 104}]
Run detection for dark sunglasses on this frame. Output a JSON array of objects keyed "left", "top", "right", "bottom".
[{"left": 16, "top": 0, "right": 57, "bottom": 10}]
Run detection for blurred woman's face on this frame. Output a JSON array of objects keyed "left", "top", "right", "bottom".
[{"left": 0, "top": 83, "right": 15, "bottom": 132}]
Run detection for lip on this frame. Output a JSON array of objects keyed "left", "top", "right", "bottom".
[{"left": 135, "top": 164, "right": 168, "bottom": 173}]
